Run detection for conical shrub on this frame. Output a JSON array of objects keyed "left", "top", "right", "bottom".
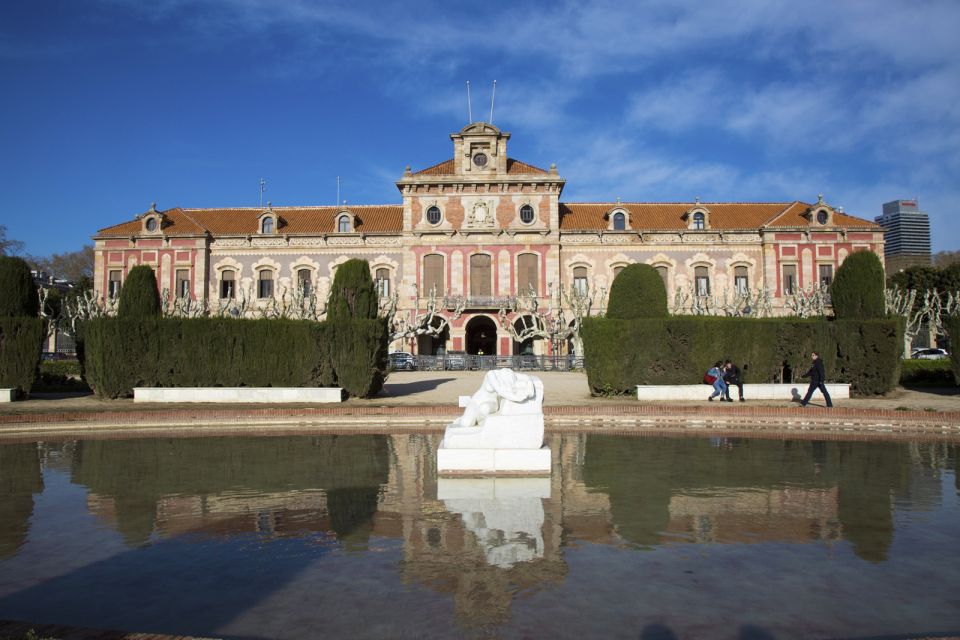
[
  {"left": 831, "top": 251, "right": 885, "bottom": 319},
  {"left": 0, "top": 256, "right": 39, "bottom": 318},
  {"left": 327, "top": 259, "right": 378, "bottom": 321},
  {"left": 117, "top": 265, "right": 161, "bottom": 318},
  {"left": 606, "top": 263, "right": 668, "bottom": 319}
]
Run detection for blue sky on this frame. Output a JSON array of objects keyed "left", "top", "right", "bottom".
[{"left": 2, "top": 0, "right": 959, "bottom": 256}]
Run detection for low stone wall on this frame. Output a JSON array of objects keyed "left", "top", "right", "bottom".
[
  {"left": 134, "top": 387, "right": 343, "bottom": 404},
  {"left": 636, "top": 383, "right": 850, "bottom": 401}
]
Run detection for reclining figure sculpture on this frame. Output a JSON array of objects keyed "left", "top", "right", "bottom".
[{"left": 441, "top": 368, "right": 545, "bottom": 450}]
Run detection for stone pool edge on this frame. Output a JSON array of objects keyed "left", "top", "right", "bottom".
[{"left": 1, "top": 403, "right": 958, "bottom": 442}]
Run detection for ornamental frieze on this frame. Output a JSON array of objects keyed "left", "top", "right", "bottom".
[
  {"left": 562, "top": 234, "right": 602, "bottom": 244},
  {"left": 365, "top": 236, "right": 402, "bottom": 246},
  {"left": 647, "top": 234, "right": 683, "bottom": 244},
  {"left": 327, "top": 236, "right": 364, "bottom": 246},
  {"left": 288, "top": 238, "right": 327, "bottom": 247},
  {"left": 251, "top": 238, "right": 288, "bottom": 248},
  {"left": 601, "top": 234, "right": 634, "bottom": 244},
  {"left": 211, "top": 238, "right": 249, "bottom": 248}
]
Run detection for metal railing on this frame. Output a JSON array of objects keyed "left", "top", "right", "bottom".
[{"left": 395, "top": 354, "right": 584, "bottom": 372}]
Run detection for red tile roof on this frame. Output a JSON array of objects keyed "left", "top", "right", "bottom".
[
  {"left": 558, "top": 202, "right": 879, "bottom": 231},
  {"left": 412, "top": 157, "right": 549, "bottom": 176},
  {"left": 95, "top": 205, "right": 404, "bottom": 237}
]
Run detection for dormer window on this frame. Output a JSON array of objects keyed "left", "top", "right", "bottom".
[
  {"left": 258, "top": 207, "right": 278, "bottom": 235},
  {"left": 145, "top": 217, "right": 158, "bottom": 232},
  {"left": 613, "top": 212, "right": 626, "bottom": 231},
  {"left": 693, "top": 213, "right": 705, "bottom": 230},
  {"left": 807, "top": 195, "right": 834, "bottom": 226},
  {"left": 141, "top": 204, "right": 164, "bottom": 234},
  {"left": 684, "top": 202, "right": 711, "bottom": 230},
  {"left": 338, "top": 215, "right": 351, "bottom": 233},
  {"left": 262, "top": 217, "right": 274, "bottom": 234}
]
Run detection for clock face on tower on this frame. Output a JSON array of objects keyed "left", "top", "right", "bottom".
[{"left": 473, "top": 152, "right": 488, "bottom": 167}]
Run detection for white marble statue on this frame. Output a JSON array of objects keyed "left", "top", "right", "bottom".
[{"left": 442, "top": 368, "right": 544, "bottom": 450}]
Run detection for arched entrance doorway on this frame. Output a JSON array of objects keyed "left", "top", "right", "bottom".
[{"left": 465, "top": 315, "right": 497, "bottom": 355}]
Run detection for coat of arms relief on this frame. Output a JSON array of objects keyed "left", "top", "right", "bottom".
[{"left": 466, "top": 201, "right": 496, "bottom": 229}]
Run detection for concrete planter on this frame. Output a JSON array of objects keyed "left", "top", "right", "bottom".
[
  {"left": 133, "top": 387, "right": 343, "bottom": 403},
  {"left": 0, "top": 388, "right": 14, "bottom": 403}
]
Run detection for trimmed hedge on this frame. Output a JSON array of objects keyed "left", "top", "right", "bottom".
[
  {"left": 900, "top": 359, "right": 954, "bottom": 387},
  {"left": 831, "top": 251, "right": 885, "bottom": 319},
  {"left": 949, "top": 316, "right": 960, "bottom": 385},
  {"left": 80, "top": 316, "right": 387, "bottom": 399},
  {"left": 582, "top": 316, "right": 901, "bottom": 396},
  {"left": 607, "top": 264, "right": 668, "bottom": 319},
  {"left": 0, "top": 318, "right": 44, "bottom": 395},
  {"left": 117, "top": 265, "right": 161, "bottom": 318}
]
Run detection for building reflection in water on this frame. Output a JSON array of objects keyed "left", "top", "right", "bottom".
[{"left": 30, "top": 433, "right": 953, "bottom": 630}]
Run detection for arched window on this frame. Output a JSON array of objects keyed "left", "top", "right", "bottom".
[
  {"left": 375, "top": 268, "right": 390, "bottom": 297},
  {"left": 693, "top": 213, "right": 705, "bottom": 230},
  {"left": 426, "top": 206, "right": 442, "bottom": 225},
  {"left": 257, "top": 269, "right": 274, "bottom": 298},
  {"left": 176, "top": 269, "right": 190, "bottom": 298},
  {"left": 655, "top": 265, "right": 668, "bottom": 289},
  {"left": 517, "top": 253, "right": 538, "bottom": 294},
  {"left": 220, "top": 270, "right": 236, "bottom": 300},
  {"left": 261, "top": 217, "right": 274, "bottom": 234},
  {"left": 423, "top": 254, "right": 444, "bottom": 296},
  {"left": 519, "top": 204, "right": 535, "bottom": 224},
  {"left": 694, "top": 266, "right": 710, "bottom": 295},
  {"left": 337, "top": 216, "right": 351, "bottom": 233},
  {"left": 612, "top": 212, "right": 626, "bottom": 231},
  {"left": 470, "top": 254, "right": 492, "bottom": 297},
  {"left": 573, "top": 266, "right": 588, "bottom": 296},
  {"left": 297, "top": 268, "right": 312, "bottom": 297},
  {"left": 734, "top": 266, "right": 748, "bottom": 293}
]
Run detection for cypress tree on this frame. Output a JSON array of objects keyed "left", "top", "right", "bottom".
[
  {"left": 830, "top": 251, "right": 885, "bottom": 319},
  {"left": 0, "top": 256, "right": 39, "bottom": 318},
  {"left": 327, "top": 259, "right": 378, "bottom": 321},
  {"left": 606, "top": 263, "right": 668, "bottom": 319},
  {"left": 117, "top": 265, "right": 161, "bottom": 318}
]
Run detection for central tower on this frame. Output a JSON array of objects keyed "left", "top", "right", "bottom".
[{"left": 450, "top": 122, "right": 511, "bottom": 176}]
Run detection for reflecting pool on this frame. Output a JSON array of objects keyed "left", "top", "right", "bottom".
[{"left": 1, "top": 434, "right": 958, "bottom": 639}]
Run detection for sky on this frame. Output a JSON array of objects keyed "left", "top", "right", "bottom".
[{"left": 2, "top": 0, "right": 959, "bottom": 256}]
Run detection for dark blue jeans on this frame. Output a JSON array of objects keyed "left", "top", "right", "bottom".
[{"left": 801, "top": 381, "right": 833, "bottom": 407}]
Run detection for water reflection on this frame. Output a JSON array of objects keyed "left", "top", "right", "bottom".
[
  {"left": 0, "top": 443, "right": 43, "bottom": 559},
  {"left": 0, "top": 434, "right": 956, "bottom": 638}
]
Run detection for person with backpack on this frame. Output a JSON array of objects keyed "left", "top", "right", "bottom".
[{"left": 705, "top": 361, "right": 730, "bottom": 402}]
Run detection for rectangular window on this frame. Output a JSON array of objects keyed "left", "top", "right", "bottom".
[
  {"left": 298, "top": 269, "right": 312, "bottom": 297},
  {"left": 470, "top": 254, "right": 492, "bottom": 297},
  {"left": 734, "top": 266, "right": 748, "bottom": 294},
  {"left": 258, "top": 271, "right": 274, "bottom": 299},
  {"left": 423, "top": 254, "right": 444, "bottom": 297},
  {"left": 108, "top": 270, "right": 122, "bottom": 299},
  {"left": 695, "top": 266, "right": 710, "bottom": 296},
  {"left": 375, "top": 268, "right": 390, "bottom": 297},
  {"left": 517, "top": 254, "right": 538, "bottom": 295},
  {"left": 782, "top": 264, "right": 797, "bottom": 295},
  {"left": 175, "top": 269, "right": 190, "bottom": 298},
  {"left": 220, "top": 271, "right": 235, "bottom": 299},
  {"left": 819, "top": 264, "right": 833, "bottom": 287},
  {"left": 573, "top": 266, "right": 588, "bottom": 296}
]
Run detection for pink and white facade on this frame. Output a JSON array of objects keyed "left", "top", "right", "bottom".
[{"left": 93, "top": 122, "right": 885, "bottom": 356}]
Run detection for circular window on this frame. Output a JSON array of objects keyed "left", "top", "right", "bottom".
[
  {"left": 817, "top": 210, "right": 829, "bottom": 225},
  {"left": 145, "top": 217, "right": 158, "bottom": 232},
  {"left": 473, "top": 153, "right": 488, "bottom": 167},
  {"left": 426, "top": 206, "right": 442, "bottom": 225},
  {"left": 519, "top": 204, "right": 535, "bottom": 224}
]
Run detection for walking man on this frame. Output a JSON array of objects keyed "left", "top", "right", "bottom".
[{"left": 800, "top": 351, "right": 833, "bottom": 408}]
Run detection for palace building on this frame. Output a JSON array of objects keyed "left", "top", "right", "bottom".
[{"left": 93, "top": 122, "right": 885, "bottom": 356}]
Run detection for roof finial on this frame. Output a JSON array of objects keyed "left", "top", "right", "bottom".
[
  {"left": 266, "top": 201, "right": 271, "bottom": 209},
  {"left": 149, "top": 202, "right": 157, "bottom": 212},
  {"left": 616, "top": 196, "right": 621, "bottom": 205},
  {"left": 817, "top": 193, "right": 824, "bottom": 204},
  {"left": 695, "top": 195, "right": 701, "bottom": 205}
]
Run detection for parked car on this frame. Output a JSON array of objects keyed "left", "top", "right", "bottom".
[
  {"left": 389, "top": 352, "right": 417, "bottom": 371},
  {"left": 444, "top": 350, "right": 467, "bottom": 370},
  {"left": 911, "top": 348, "right": 949, "bottom": 360}
]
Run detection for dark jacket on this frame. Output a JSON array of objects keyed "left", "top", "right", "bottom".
[
  {"left": 803, "top": 358, "right": 826, "bottom": 384},
  {"left": 723, "top": 364, "right": 741, "bottom": 385}
]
